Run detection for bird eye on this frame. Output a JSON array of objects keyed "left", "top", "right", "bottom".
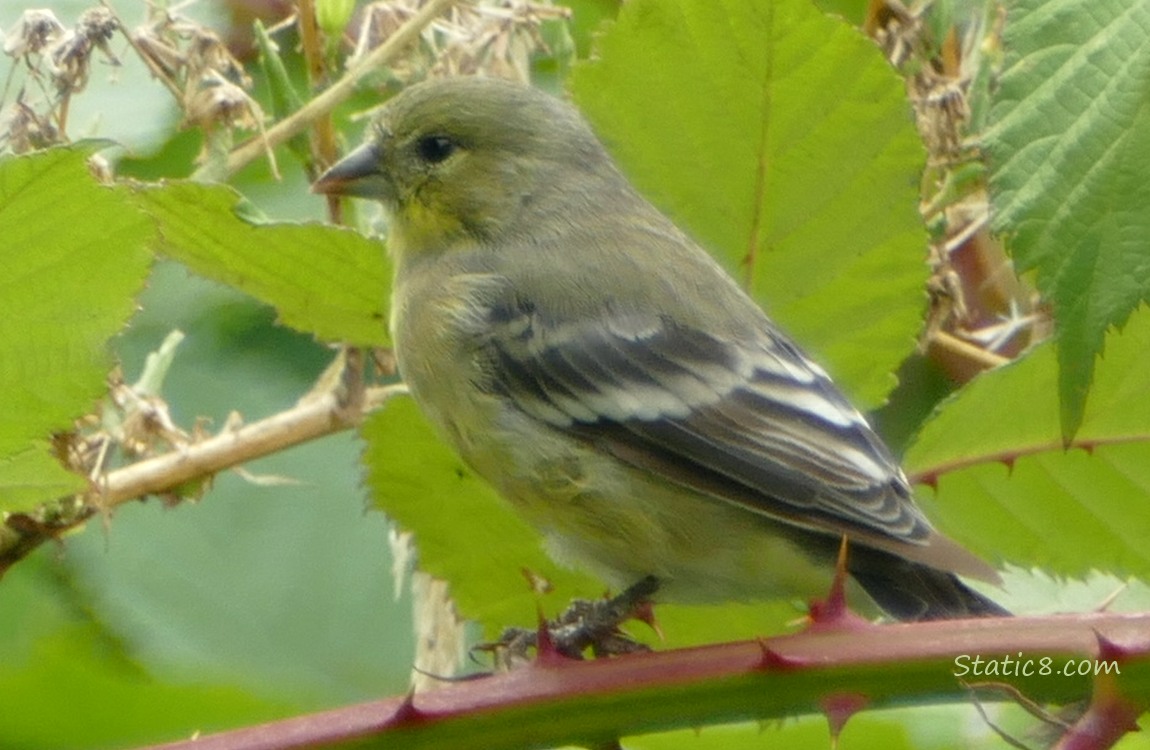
[{"left": 416, "top": 135, "right": 457, "bottom": 164}]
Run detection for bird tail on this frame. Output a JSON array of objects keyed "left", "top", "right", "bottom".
[{"left": 848, "top": 547, "right": 1009, "bottom": 621}]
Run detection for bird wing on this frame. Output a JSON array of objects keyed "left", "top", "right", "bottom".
[
  {"left": 483, "top": 299, "right": 925, "bottom": 532},
  {"left": 479, "top": 298, "right": 996, "bottom": 581}
]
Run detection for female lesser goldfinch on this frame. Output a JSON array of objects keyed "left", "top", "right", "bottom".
[{"left": 314, "top": 76, "right": 1005, "bottom": 621}]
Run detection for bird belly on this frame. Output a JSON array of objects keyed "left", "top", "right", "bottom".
[{"left": 458, "top": 406, "right": 837, "bottom": 604}]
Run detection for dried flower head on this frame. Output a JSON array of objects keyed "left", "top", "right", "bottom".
[
  {"left": 130, "top": 7, "right": 259, "bottom": 134},
  {"left": 1, "top": 98, "right": 60, "bottom": 153},
  {"left": 350, "top": 0, "right": 572, "bottom": 86},
  {"left": 3, "top": 9, "right": 66, "bottom": 58},
  {"left": 184, "top": 70, "right": 262, "bottom": 130}
]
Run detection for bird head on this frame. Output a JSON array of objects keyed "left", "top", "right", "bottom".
[{"left": 314, "top": 76, "right": 614, "bottom": 251}]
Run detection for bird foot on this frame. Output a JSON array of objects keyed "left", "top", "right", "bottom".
[{"left": 476, "top": 575, "right": 660, "bottom": 668}]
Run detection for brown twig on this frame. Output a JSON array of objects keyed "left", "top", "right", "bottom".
[
  {"left": 0, "top": 384, "right": 406, "bottom": 576},
  {"left": 92, "top": 383, "right": 404, "bottom": 509},
  {"left": 295, "top": 0, "right": 342, "bottom": 218},
  {"left": 215, "top": 0, "right": 456, "bottom": 179}
]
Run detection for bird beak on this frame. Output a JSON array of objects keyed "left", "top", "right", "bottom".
[{"left": 312, "top": 142, "right": 389, "bottom": 199}]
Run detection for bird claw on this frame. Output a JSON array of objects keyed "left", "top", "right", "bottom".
[{"left": 474, "top": 576, "right": 660, "bottom": 669}]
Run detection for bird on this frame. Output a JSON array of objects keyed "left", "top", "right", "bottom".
[{"left": 313, "top": 76, "right": 1006, "bottom": 621}]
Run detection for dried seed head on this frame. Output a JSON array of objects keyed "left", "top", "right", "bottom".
[
  {"left": 349, "top": 0, "right": 572, "bottom": 86},
  {"left": 185, "top": 71, "right": 262, "bottom": 130},
  {"left": 1, "top": 99, "right": 60, "bottom": 153},
  {"left": 3, "top": 9, "right": 66, "bottom": 58}
]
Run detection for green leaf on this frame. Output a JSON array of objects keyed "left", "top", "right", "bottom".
[
  {"left": 812, "top": 0, "right": 868, "bottom": 25},
  {"left": 906, "top": 305, "right": 1150, "bottom": 581},
  {"left": 984, "top": 0, "right": 1150, "bottom": 439},
  {"left": 131, "top": 181, "right": 390, "bottom": 346},
  {"left": 254, "top": 21, "right": 313, "bottom": 167},
  {"left": 0, "top": 148, "right": 153, "bottom": 512},
  {"left": 570, "top": 0, "right": 927, "bottom": 408}
]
